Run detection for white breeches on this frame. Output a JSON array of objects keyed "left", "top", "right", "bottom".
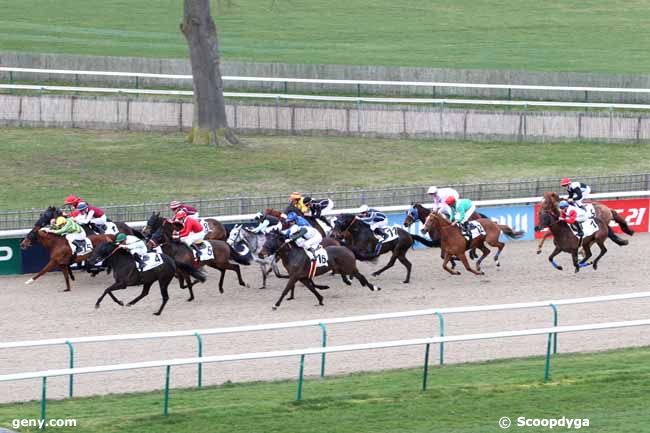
[
  {"left": 91, "top": 215, "right": 107, "bottom": 226},
  {"left": 321, "top": 201, "right": 334, "bottom": 214},
  {"left": 370, "top": 220, "right": 388, "bottom": 231},
  {"left": 123, "top": 242, "right": 147, "bottom": 257},
  {"left": 575, "top": 187, "right": 591, "bottom": 205},
  {"left": 181, "top": 230, "right": 205, "bottom": 246},
  {"left": 295, "top": 233, "right": 323, "bottom": 250},
  {"left": 65, "top": 232, "right": 86, "bottom": 251}
]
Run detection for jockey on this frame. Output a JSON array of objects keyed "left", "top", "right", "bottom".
[
  {"left": 303, "top": 197, "right": 334, "bottom": 227},
  {"left": 446, "top": 196, "right": 476, "bottom": 236},
  {"left": 250, "top": 212, "right": 283, "bottom": 234},
  {"left": 174, "top": 210, "right": 205, "bottom": 255},
  {"left": 63, "top": 195, "right": 85, "bottom": 217},
  {"left": 283, "top": 212, "right": 322, "bottom": 257},
  {"left": 427, "top": 186, "right": 459, "bottom": 218},
  {"left": 357, "top": 204, "right": 389, "bottom": 240},
  {"left": 286, "top": 211, "right": 310, "bottom": 227},
  {"left": 287, "top": 192, "right": 309, "bottom": 216},
  {"left": 74, "top": 201, "right": 108, "bottom": 233},
  {"left": 559, "top": 200, "right": 586, "bottom": 239},
  {"left": 115, "top": 232, "right": 147, "bottom": 271},
  {"left": 170, "top": 201, "right": 199, "bottom": 219},
  {"left": 560, "top": 178, "right": 591, "bottom": 208},
  {"left": 43, "top": 216, "right": 87, "bottom": 255}
]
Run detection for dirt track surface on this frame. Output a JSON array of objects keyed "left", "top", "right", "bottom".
[{"left": 1, "top": 236, "right": 649, "bottom": 403}]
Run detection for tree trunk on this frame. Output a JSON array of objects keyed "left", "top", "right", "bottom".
[{"left": 180, "top": 0, "right": 238, "bottom": 145}]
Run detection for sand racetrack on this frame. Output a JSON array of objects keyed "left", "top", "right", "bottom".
[{"left": 1, "top": 236, "right": 649, "bottom": 403}]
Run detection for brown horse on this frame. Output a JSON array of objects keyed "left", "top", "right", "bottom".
[
  {"left": 259, "top": 230, "right": 380, "bottom": 310},
  {"left": 142, "top": 212, "right": 227, "bottom": 241},
  {"left": 21, "top": 228, "right": 114, "bottom": 291},
  {"left": 264, "top": 208, "right": 331, "bottom": 238},
  {"left": 536, "top": 192, "right": 632, "bottom": 253},
  {"left": 149, "top": 220, "right": 247, "bottom": 300},
  {"left": 424, "top": 212, "right": 523, "bottom": 275},
  {"left": 535, "top": 209, "right": 609, "bottom": 272}
]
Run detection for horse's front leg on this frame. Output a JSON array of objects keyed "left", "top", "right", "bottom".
[
  {"left": 273, "top": 276, "right": 299, "bottom": 310},
  {"left": 25, "top": 259, "right": 59, "bottom": 285},
  {"left": 537, "top": 232, "right": 552, "bottom": 254},
  {"left": 459, "top": 253, "right": 484, "bottom": 276},
  {"left": 441, "top": 252, "right": 460, "bottom": 275},
  {"left": 96, "top": 281, "right": 127, "bottom": 308}
]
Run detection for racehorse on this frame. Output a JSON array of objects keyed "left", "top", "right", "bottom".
[
  {"left": 149, "top": 220, "right": 247, "bottom": 299},
  {"left": 423, "top": 212, "right": 523, "bottom": 275},
  {"left": 88, "top": 242, "right": 178, "bottom": 315},
  {"left": 535, "top": 209, "right": 609, "bottom": 272},
  {"left": 20, "top": 209, "right": 114, "bottom": 291},
  {"left": 332, "top": 214, "right": 435, "bottom": 283},
  {"left": 142, "top": 211, "right": 227, "bottom": 241},
  {"left": 39, "top": 206, "right": 144, "bottom": 238},
  {"left": 259, "top": 230, "right": 380, "bottom": 310},
  {"left": 227, "top": 224, "right": 289, "bottom": 289},
  {"left": 536, "top": 192, "right": 632, "bottom": 253}
]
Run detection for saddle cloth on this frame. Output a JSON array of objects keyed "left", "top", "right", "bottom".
[
  {"left": 462, "top": 221, "right": 486, "bottom": 241},
  {"left": 141, "top": 252, "right": 165, "bottom": 272},
  {"left": 374, "top": 226, "right": 400, "bottom": 243},
  {"left": 192, "top": 240, "right": 214, "bottom": 261},
  {"left": 569, "top": 218, "right": 599, "bottom": 239},
  {"left": 104, "top": 222, "right": 119, "bottom": 235},
  {"left": 199, "top": 219, "right": 212, "bottom": 234},
  {"left": 70, "top": 238, "right": 93, "bottom": 255},
  {"left": 307, "top": 246, "right": 329, "bottom": 279}
]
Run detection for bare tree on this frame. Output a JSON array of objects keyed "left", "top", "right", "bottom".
[{"left": 180, "top": 0, "right": 238, "bottom": 145}]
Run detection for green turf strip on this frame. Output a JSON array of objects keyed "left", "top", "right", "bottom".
[{"left": 1, "top": 347, "right": 649, "bottom": 432}]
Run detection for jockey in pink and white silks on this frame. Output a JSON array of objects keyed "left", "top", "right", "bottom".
[
  {"left": 74, "top": 202, "right": 108, "bottom": 233},
  {"left": 427, "top": 186, "right": 460, "bottom": 219}
]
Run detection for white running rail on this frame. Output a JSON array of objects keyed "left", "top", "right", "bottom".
[{"left": 3, "top": 66, "right": 650, "bottom": 94}]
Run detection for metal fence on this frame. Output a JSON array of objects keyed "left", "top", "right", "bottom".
[{"left": 2, "top": 173, "right": 649, "bottom": 231}]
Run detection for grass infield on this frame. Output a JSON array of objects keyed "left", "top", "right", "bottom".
[
  {"left": 1, "top": 128, "right": 650, "bottom": 210},
  {"left": 0, "top": 346, "right": 649, "bottom": 432},
  {"left": 1, "top": 0, "right": 650, "bottom": 73}
]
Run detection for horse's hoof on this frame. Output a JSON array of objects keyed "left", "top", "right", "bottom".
[
  {"left": 153, "top": 312, "right": 162, "bottom": 316},
  {"left": 556, "top": 266, "right": 564, "bottom": 271},
  {"left": 94, "top": 304, "right": 100, "bottom": 309},
  {"left": 402, "top": 280, "right": 409, "bottom": 284},
  {"left": 241, "top": 282, "right": 249, "bottom": 287},
  {"left": 186, "top": 298, "right": 194, "bottom": 302},
  {"left": 219, "top": 289, "right": 224, "bottom": 294},
  {"left": 536, "top": 250, "right": 542, "bottom": 255},
  {"left": 316, "top": 302, "right": 324, "bottom": 306},
  {"left": 480, "top": 271, "right": 485, "bottom": 275},
  {"left": 118, "top": 301, "right": 125, "bottom": 306},
  {"left": 318, "top": 286, "right": 330, "bottom": 290},
  {"left": 62, "top": 288, "right": 71, "bottom": 292},
  {"left": 496, "top": 262, "right": 501, "bottom": 267},
  {"left": 258, "top": 286, "right": 266, "bottom": 290},
  {"left": 272, "top": 305, "right": 279, "bottom": 311},
  {"left": 376, "top": 286, "right": 382, "bottom": 291},
  {"left": 371, "top": 272, "right": 379, "bottom": 277},
  {"left": 454, "top": 271, "right": 461, "bottom": 275},
  {"left": 25, "top": 278, "right": 34, "bottom": 285}
]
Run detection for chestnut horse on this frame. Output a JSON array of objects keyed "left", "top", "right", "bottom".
[
  {"left": 536, "top": 192, "right": 632, "bottom": 253},
  {"left": 21, "top": 228, "right": 114, "bottom": 291},
  {"left": 535, "top": 209, "right": 609, "bottom": 272},
  {"left": 424, "top": 212, "right": 523, "bottom": 275}
]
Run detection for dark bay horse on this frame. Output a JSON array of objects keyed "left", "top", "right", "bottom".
[
  {"left": 142, "top": 212, "right": 227, "bottom": 241},
  {"left": 88, "top": 242, "right": 177, "bottom": 315},
  {"left": 535, "top": 210, "right": 609, "bottom": 272},
  {"left": 536, "top": 192, "right": 632, "bottom": 253},
  {"left": 264, "top": 208, "right": 331, "bottom": 238},
  {"left": 259, "top": 231, "right": 379, "bottom": 310},
  {"left": 149, "top": 220, "right": 247, "bottom": 299},
  {"left": 424, "top": 212, "right": 523, "bottom": 275},
  {"left": 20, "top": 208, "right": 114, "bottom": 291},
  {"left": 332, "top": 214, "right": 434, "bottom": 283}
]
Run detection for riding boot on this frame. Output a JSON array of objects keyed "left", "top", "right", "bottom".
[{"left": 134, "top": 253, "right": 146, "bottom": 271}]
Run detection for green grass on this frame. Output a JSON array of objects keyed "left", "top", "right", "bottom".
[
  {"left": 1, "top": 347, "right": 649, "bottom": 433},
  {"left": 2, "top": 127, "right": 650, "bottom": 210},
  {"left": 1, "top": 0, "right": 650, "bottom": 73}
]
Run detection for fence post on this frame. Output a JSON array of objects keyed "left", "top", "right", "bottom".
[
  {"left": 296, "top": 354, "right": 306, "bottom": 401},
  {"left": 318, "top": 323, "right": 327, "bottom": 378},
  {"left": 40, "top": 377, "right": 47, "bottom": 430},
  {"left": 434, "top": 312, "right": 445, "bottom": 366},
  {"left": 65, "top": 340, "right": 74, "bottom": 398},
  {"left": 544, "top": 333, "right": 553, "bottom": 382},
  {"left": 422, "top": 343, "right": 431, "bottom": 391},
  {"left": 164, "top": 365, "right": 171, "bottom": 416},
  {"left": 357, "top": 83, "right": 361, "bottom": 98},
  {"left": 195, "top": 332, "right": 203, "bottom": 388},
  {"left": 550, "top": 304, "right": 558, "bottom": 354}
]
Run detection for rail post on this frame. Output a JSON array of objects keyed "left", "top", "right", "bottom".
[
  {"left": 297, "top": 354, "right": 306, "bottom": 401},
  {"left": 163, "top": 365, "right": 171, "bottom": 416},
  {"left": 65, "top": 340, "right": 74, "bottom": 398},
  {"left": 434, "top": 312, "right": 445, "bottom": 365},
  {"left": 357, "top": 83, "right": 361, "bottom": 98},
  {"left": 318, "top": 323, "right": 327, "bottom": 378},
  {"left": 550, "top": 303, "right": 558, "bottom": 354},
  {"left": 422, "top": 343, "right": 431, "bottom": 391},
  {"left": 544, "top": 332, "right": 553, "bottom": 382},
  {"left": 195, "top": 332, "right": 203, "bottom": 388},
  {"left": 40, "top": 377, "right": 47, "bottom": 430}
]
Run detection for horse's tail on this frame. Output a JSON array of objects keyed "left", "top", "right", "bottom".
[
  {"left": 410, "top": 234, "right": 440, "bottom": 248},
  {"left": 607, "top": 226, "right": 629, "bottom": 246},
  {"left": 611, "top": 210, "right": 635, "bottom": 236},
  {"left": 176, "top": 262, "right": 207, "bottom": 283},
  {"left": 498, "top": 225, "right": 525, "bottom": 239}
]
